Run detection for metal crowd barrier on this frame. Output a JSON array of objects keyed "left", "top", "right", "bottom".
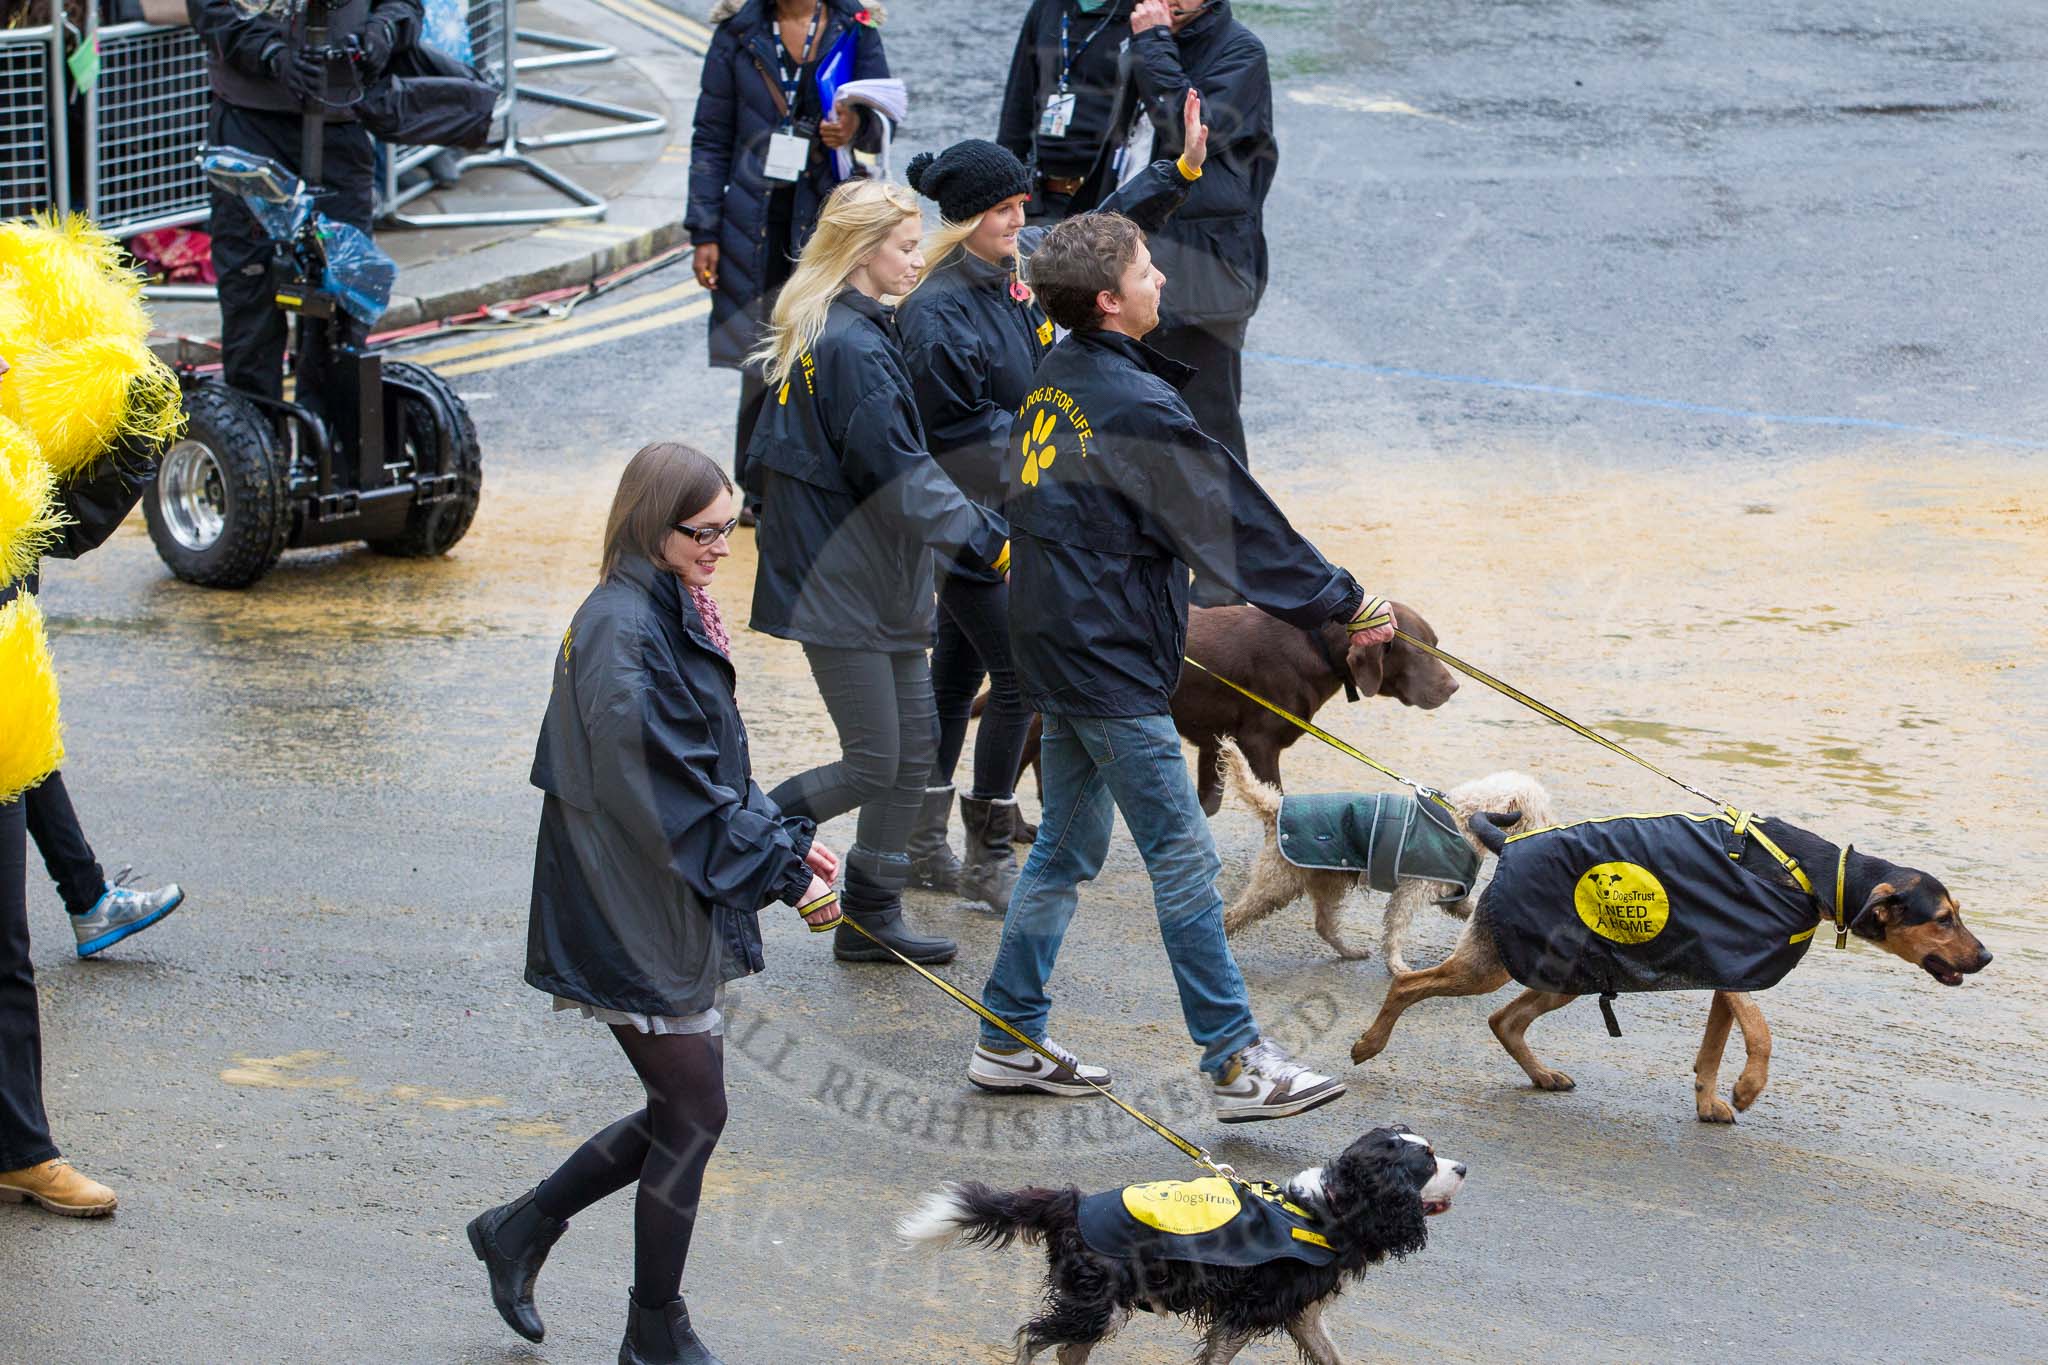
[
  {"left": 84, "top": 17, "right": 212, "bottom": 236},
  {"left": 0, "top": 21, "right": 66, "bottom": 220}
]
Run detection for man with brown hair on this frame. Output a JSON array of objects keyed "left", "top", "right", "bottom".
[{"left": 967, "top": 204, "right": 1398, "bottom": 1123}]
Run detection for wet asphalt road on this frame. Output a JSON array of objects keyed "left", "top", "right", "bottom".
[{"left": 6, "top": 1, "right": 2048, "bottom": 1362}]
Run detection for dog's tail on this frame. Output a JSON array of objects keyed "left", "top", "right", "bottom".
[
  {"left": 1469, "top": 809, "right": 1515, "bottom": 855},
  {"left": 896, "top": 1182, "right": 1076, "bottom": 1254},
  {"left": 1218, "top": 738, "right": 1281, "bottom": 828}
]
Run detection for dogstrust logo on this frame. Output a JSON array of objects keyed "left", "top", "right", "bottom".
[
  {"left": 1017, "top": 385, "right": 1094, "bottom": 486},
  {"left": 1573, "top": 860, "right": 1671, "bottom": 945}
]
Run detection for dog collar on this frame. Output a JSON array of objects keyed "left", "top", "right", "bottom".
[
  {"left": 1306, "top": 627, "right": 1360, "bottom": 703},
  {"left": 1834, "top": 843, "right": 1852, "bottom": 949}
]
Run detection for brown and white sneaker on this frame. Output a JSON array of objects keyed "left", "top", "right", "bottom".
[
  {"left": 968, "top": 1038, "right": 1112, "bottom": 1096},
  {"left": 1210, "top": 1039, "right": 1346, "bottom": 1123},
  {"left": 0, "top": 1158, "right": 118, "bottom": 1217}
]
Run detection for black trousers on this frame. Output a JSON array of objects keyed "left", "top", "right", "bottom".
[
  {"left": 1150, "top": 317, "right": 1250, "bottom": 469},
  {"left": 207, "top": 102, "right": 376, "bottom": 422},
  {"left": 931, "top": 571, "right": 1033, "bottom": 801},
  {"left": 24, "top": 772, "right": 104, "bottom": 916},
  {"left": 1, "top": 799, "right": 58, "bottom": 1173},
  {"left": 769, "top": 647, "right": 935, "bottom": 866},
  {"left": 1151, "top": 317, "right": 1251, "bottom": 606}
]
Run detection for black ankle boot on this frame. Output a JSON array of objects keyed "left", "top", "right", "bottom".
[
  {"left": 467, "top": 1189, "right": 568, "bottom": 1343},
  {"left": 833, "top": 847, "right": 957, "bottom": 964},
  {"left": 620, "top": 1290, "right": 724, "bottom": 1365},
  {"left": 905, "top": 785, "right": 962, "bottom": 891}
]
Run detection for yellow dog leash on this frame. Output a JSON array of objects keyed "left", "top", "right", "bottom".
[{"left": 799, "top": 893, "right": 1239, "bottom": 1181}]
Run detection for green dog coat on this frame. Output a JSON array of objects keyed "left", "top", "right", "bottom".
[{"left": 1276, "top": 792, "right": 1481, "bottom": 904}]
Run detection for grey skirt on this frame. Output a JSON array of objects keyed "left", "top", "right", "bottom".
[{"left": 551, "top": 983, "right": 727, "bottom": 1036}]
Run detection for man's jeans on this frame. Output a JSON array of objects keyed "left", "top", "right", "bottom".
[{"left": 978, "top": 712, "right": 1260, "bottom": 1078}]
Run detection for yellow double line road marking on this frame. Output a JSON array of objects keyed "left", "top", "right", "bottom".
[
  {"left": 593, "top": 0, "right": 711, "bottom": 53},
  {"left": 396, "top": 280, "right": 710, "bottom": 377}
]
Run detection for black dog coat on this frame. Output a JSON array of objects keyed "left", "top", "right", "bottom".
[
  {"left": 1276, "top": 792, "right": 1480, "bottom": 904},
  {"left": 1488, "top": 810, "right": 1819, "bottom": 995},
  {"left": 1077, "top": 1178, "right": 1335, "bottom": 1268}
]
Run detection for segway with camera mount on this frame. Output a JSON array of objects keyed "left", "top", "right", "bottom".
[{"left": 146, "top": 0, "right": 482, "bottom": 588}]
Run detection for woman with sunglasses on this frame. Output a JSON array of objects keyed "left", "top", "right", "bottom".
[
  {"left": 467, "top": 442, "right": 841, "bottom": 1365},
  {"left": 747, "top": 178, "right": 1010, "bottom": 968}
]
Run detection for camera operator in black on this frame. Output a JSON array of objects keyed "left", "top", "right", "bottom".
[
  {"left": 189, "top": 0, "right": 421, "bottom": 418},
  {"left": 996, "top": 0, "right": 1134, "bottom": 225}
]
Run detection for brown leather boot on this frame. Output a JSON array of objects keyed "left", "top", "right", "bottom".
[{"left": 0, "top": 1158, "right": 118, "bottom": 1217}]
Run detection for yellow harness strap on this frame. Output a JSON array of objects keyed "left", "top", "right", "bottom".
[{"left": 1835, "top": 843, "right": 1853, "bottom": 948}]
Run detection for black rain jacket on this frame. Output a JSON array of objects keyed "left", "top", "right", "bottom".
[
  {"left": 748, "top": 289, "right": 1009, "bottom": 651},
  {"left": 527, "top": 555, "right": 815, "bottom": 1017},
  {"left": 996, "top": 0, "right": 1135, "bottom": 181},
  {"left": 189, "top": 0, "right": 423, "bottom": 120},
  {"left": 1003, "top": 328, "right": 1362, "bottom": 717},
  {"left": 1120, "top": 2, "right": 1274, "bottom": 325},
  {"left": 685, "top": 0, "right": 888, "bottom": 370},
  {"left": 895, "top": 159, "right": 1194, "bottom": 513}
]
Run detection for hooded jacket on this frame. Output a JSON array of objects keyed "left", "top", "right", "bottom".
[
  {"left": 1121, "top": 1, "right": 1274, "bottom": 325},
  {"left": 527, "top": 555, "right": 815, "bottom": 1017},
  {"left": 190, "top": 0, "right": 424, "bottom": 120},
  {"left": 895, "top": 158, "right": 1194, "bottom": 512},
  {"left": 1004, "top": 328, "right": 1362, "bottom": 717},
  {"left": 748, "top": 289, "right": 1009, "bottom": 651},
  {"left": 686, "top": 0, "right": 889, "bottom": 370}
]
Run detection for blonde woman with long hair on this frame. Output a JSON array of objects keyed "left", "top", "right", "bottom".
[
  {"left": 745, "top": 178, "right": 1010, "bottom": 968},
  {"left": 889, "top": 97, "right": 1208, "bottom": 920}
]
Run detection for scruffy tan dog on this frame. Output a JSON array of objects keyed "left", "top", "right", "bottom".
[{"left": 1219, "top": 739, "right": 1558, "bottom": 973}]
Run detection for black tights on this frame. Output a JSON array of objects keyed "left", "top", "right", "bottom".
[{"left": 532, "top": 1026, "right": 727, "bottom": 1305}]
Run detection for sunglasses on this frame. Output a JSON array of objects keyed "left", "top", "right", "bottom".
[{"left": 673, "top": 517, "right": 740, "bottom": 546}]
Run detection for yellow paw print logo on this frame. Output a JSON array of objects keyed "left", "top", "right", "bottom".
[{"left": 1019, "top": 410, "right": 1058, "bottom": 486}]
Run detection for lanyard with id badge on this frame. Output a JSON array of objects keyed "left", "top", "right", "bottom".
[
  {"left": 765, "top": 3, "right": 826, "bottom": 183},
  {"left": 1040, "top": 4, "right": 1117, "bottom": 139}
]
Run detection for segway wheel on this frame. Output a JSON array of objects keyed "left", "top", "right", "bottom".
[
  {"left": 369, "top": 361, "right": 483, "bottom": 558},
  {"left": 143, "top": 384, "right": 288, "bottom": 589}
]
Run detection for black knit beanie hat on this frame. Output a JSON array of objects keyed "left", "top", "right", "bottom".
[{"left": 905, "top": 139, "right": 1033, "bottom": 224}]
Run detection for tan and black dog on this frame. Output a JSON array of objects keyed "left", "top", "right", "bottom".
[{"left": 1350, "top": 809, "right": 1993, "bottom": 1122}]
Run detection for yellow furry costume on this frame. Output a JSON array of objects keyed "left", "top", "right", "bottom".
[{"left": 0, "top": 214, "right": 184, "bottom": 803}]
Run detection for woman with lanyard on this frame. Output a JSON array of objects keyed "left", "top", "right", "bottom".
[
  {"left": 747, "top": 180, "right": 1011, "bottom": 968},
  {"left": 467, "top": 443, "right": 841, "bottom": 1365},
  {"left": 996, "top": 0, "right": 1135, "bottom": 224},
  {"left": 893, "top": 91, "right": 1210, "bottom": 910},
  {"left": 686, "top": 0, "right": 888, "bottom": 516}
]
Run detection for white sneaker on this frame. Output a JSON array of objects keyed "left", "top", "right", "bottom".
[
  {"left": 1210, "top": 1039, "right": 1346, "bottom": 1123},
  {"left": 969, "top": 1038, "right": 1112, "bottom": 1096}
]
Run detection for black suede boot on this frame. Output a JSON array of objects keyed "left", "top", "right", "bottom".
[
  {"left": 833, "top": 846, "right": 958, "bottom": 964},
  {"left": 957, "top": 796, "right": 1020, "bottom": 911},
  {"left": 619, "top": 1289, "right": 724, "bottom": 1365},
  {"left": 905, "top": 785, "right": 963, "bottom": 891},
  {"left": 467, "top": 1188, "right": 567, "bottom": 1343}
]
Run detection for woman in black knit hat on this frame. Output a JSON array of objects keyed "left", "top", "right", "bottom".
[{"left": 894, "top": 94, "right": 1209, "bottom": 910}]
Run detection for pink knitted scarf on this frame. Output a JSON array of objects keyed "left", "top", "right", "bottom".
[{"left": 688, "top": 584, "right": 732, "bottom": 656}]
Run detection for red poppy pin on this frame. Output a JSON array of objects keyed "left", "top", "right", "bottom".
[
  {"left": 1010, "top": 280, "right": 1032, "bottom": 303},
  {"left": 854, "top": 8, "right": 875, "bottom": 25}
]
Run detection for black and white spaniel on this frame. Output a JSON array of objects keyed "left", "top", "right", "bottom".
[{"left": 897, "top": 1126, "right": 1464, "bottom": 1364}]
